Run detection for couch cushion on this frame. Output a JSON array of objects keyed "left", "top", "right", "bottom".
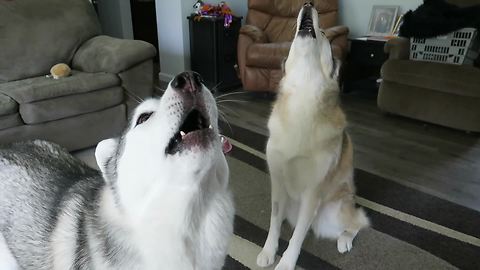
[
  {"left": 0, "top": 0, "right": 101, "bottom": 82},
  {"left": 382, "top": 60, "right": 480, "bottom": 98},
  {"left": 0, "top": 105, "right": 126, "bottom": 151},
  {"left": 0, "top": 93, "right": 18, "bottom": 116},
  {"left": 0, "top": 71, "right": 120, "bottom": 103},
  {"left": 247, "top": 0, "right": 338, "bottom": 42},
  {"left": 0, "top": 113, "right": 23, "bottom": 130},
  {"left": 246, "top": 42, "right": 291, "bottom": 69},
  {"left": 378, "top": 80, "right": 480, "bottom": 132},
  {"left": 72, "top": 36, "right": 157, "bottom": 74},
  {"left": 20, "top": 87, "right": 124, "bottom": 124}
]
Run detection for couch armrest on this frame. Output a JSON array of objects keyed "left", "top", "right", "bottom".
[
  {"left": 239, "top": 25, "right": 268, "bottom": 43},
  {"left": 238, "top": 25, "right": 268, "bottom": 80},
  {"left": 72, "top": 35, "right": 157, "bottom": 73},
  {"left": 385, "top": 37, "right": 410, "bottom": 60},
  {"left": 325, "top": 26, "right": 349, "bottom": 61},
  {"left": 325, "top": 25, "right": 349, "bottom": 41},
  {"left": 246, "top": 42, "right": 291, "bottom": 69}
]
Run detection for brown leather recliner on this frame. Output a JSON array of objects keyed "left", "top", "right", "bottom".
[{"left": 237, "top": 0, "right": 349, "bottom": 92}]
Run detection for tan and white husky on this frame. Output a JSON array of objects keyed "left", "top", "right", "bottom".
[{"left": 256, "top": 3, "right": 369, "bottom": 270}]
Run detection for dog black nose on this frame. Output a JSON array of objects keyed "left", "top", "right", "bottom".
[
  {"left": 171, "top": 71, "right": 203, "bottom": 93},
  {"left": 304, "top": 1, "right": 313, "bottom": 7}
]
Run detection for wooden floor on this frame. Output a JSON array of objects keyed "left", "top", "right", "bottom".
[{"left": 213, "top": 90, "right": 480, "bottom": 212}]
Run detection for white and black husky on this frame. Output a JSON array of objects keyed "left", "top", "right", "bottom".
[{"left": 0, "top": 71, "right": 234, "bottom": 270}]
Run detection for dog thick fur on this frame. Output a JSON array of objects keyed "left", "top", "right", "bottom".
[
  {"left": 256, "top": 4, "right": 369, "bottom": 270},
  {"left": 0, "top": 71, "right": 234, "bottom": 270}
]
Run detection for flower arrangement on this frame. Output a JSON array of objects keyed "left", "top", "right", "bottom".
[{"left": 193, "top": 0, "right": 234, "bottom": 28}]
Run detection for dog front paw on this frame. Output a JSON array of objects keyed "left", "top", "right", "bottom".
[
  {"left": 257, "top": 248, "right": 276, "bottom": 267},
  {"left": 337, "top": 231, "right": 354, "bottom": 253}
]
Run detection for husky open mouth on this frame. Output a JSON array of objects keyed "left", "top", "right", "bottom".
[
  {"left": 166, "top": 107, "right": 214, "bottom": 155},
  {"left": 298, "top": 3, "right": 316, "bottom": 38},
  {"left": 160, "top": 71, "right": 217, "bottom": 155}
]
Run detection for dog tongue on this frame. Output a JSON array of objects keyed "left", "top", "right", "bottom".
[{"left": 220, "top": 135, "right": 232, "bottom": 154}]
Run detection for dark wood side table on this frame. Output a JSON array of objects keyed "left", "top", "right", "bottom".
[
  {"left": 343, "top": 38, "right": 388, "bottom": 96},
  {"left": 187, "top": 15, "right": 242, "bottom": 91}
]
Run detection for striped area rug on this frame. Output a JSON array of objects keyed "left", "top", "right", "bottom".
[{"left": 220, "top": 122, "right": 480, "bottom": 270}]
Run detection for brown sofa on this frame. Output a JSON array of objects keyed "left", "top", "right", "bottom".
[
  {"left": 378, "top": 36, "right": 480, "bottom": 132},
  {"left": 237, "top": 0, "right": 349, "bottom": 92},
  {"left": 0, "top": 0, "right": 156, "bottom": 151}
]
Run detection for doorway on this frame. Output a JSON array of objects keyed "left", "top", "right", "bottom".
[{"left": 130, "top": 0, "right": 159, "bottom": 61}]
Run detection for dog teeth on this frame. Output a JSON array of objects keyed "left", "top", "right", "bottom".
[{"left": 180, "top": 131, "right": 186, "bottom": 137}]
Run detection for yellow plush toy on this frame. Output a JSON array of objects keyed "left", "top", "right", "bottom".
[{"left": 46, "top": 63, "right": 71, "bottom": 79}]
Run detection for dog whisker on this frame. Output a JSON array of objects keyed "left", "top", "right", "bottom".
[
  {"left": 217, "top": 107, "right": 229, "bottom": 121},
  {"left": 124, "top": 88, "right": 145, "bottom": 104},
  {"left": 216, "top": 99, "right": 249, "bottom": 104},
  {"left": 217, "top": 104, "right": 240, "bottom": 117},
  {"left": 210, "top": 81, "right": 224, "bottom": 93},
  {"left": 217, "top": 108, "right": 234, "bottom": 134},
  {"left": 215, "top": 91, "right": 247, "bottom": 100}
]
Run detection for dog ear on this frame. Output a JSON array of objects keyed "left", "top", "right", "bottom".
[
  {"left": 95, "top": 138, "right": 119, "bottom": 180},
  {"left": 330, "top": 57, "right": 341, "bottom": 81},
  {"left": 320, "top": 39, "right": 335, "bottom": 78},
  {"left": 281, "top": 57, "right": 287, "bottom": 75}
]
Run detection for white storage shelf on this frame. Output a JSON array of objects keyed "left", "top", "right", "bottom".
[{"left": 410, "top": 28, "right": 479, "bottom": 65}]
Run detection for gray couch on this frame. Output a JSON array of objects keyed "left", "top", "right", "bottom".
[
  {"left": 379, "top": 37, "right": 480, "bottom": 132},
  {"left": 378, "top": 0, "right": 480, "bottom": 132},
  {"left": 0, "top": 0, "right": 157, "bottom": 151}
]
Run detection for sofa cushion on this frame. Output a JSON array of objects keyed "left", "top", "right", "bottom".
[
  {"left": 379, "top": 80, "right": 480, "bottom": 132},
  {"left": 382, "top": 60, "right": 480, "bottom": 98},
  {"left": 0, "top": 93, "right": 18, "bottom": 116},
  {"left": 248, "top": 0, "right": 338, "bottom": 43},
  {"left": 0, "top": 0, "right": 101, "bottom": 82},
  {"left": 246, "top": 42, "right": 291, "bottom": 69},
  {"left": 72, "top": 36, "right": 157, "bottom": 74},
  {"left": 20, "top": 87, "right": 124, "bottom": 124},
  {"left": 0, "top": 71, "right": 120, "bottom": 103},
  {"left": 0, "top": 113, "right": 23, "bottom": 130},
  {"left": 0, "top": 105, "right": 126, "bottom": 151}
]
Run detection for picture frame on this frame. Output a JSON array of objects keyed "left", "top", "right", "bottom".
[{"left": 367, "top": 5, "right": 399, "bottom": 37}]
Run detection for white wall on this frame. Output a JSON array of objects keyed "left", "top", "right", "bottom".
[
  {"left": 339, "top": 0, "right": 422, "bottom": 37},
  {"left": 228, "top": 0, "right": 248, "bottom": 23},
  {"left": 181, "top": 0, "right": 193, "bottom": 72},
  {"left": 156, "top": 0, "right": 188, "bottom": 81},
  {"left": 119, "top": 0, "right": 134, "bottom": 39}
]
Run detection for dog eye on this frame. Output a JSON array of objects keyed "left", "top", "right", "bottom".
[{"left": 135, "top": 112, "right": 153, "bottom": 127}]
